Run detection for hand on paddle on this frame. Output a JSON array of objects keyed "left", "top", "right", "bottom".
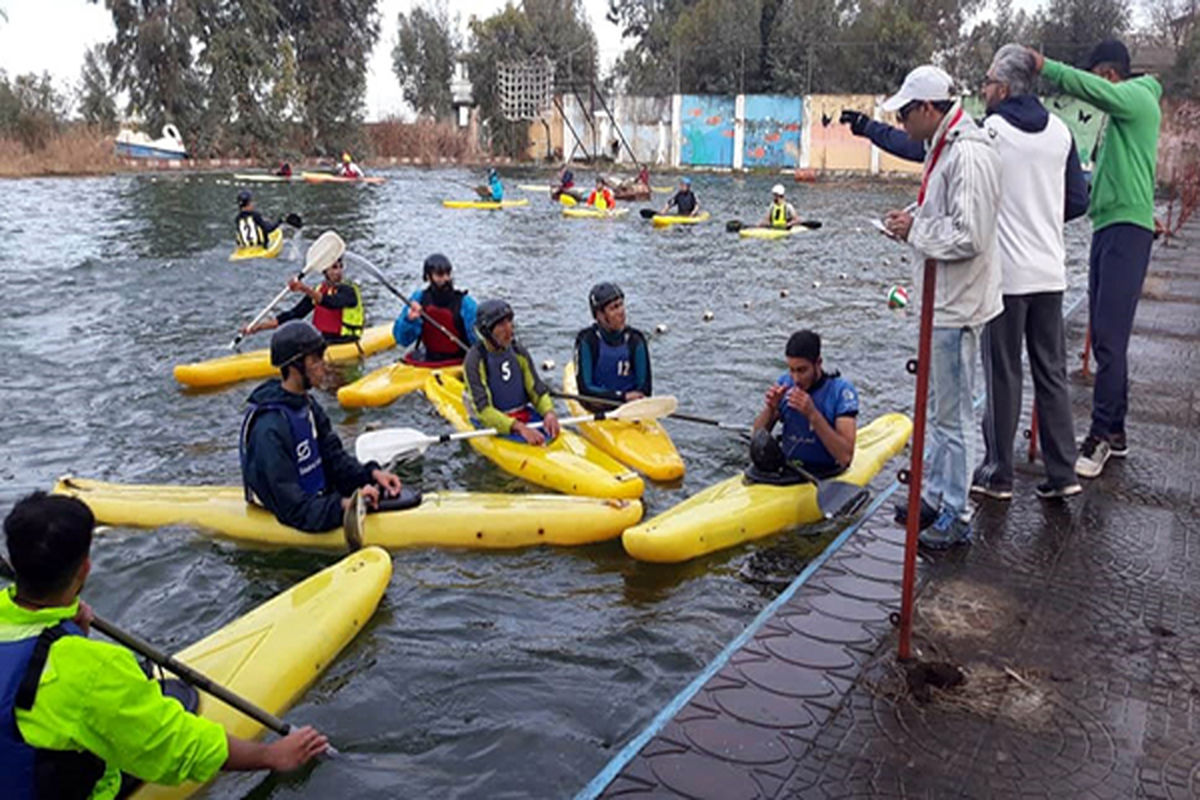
[
  {"left": 407, "top": 301, "right": 422, "bottom": 321},
  {"left": 263, "top": 726, "right": 330, "bottom": 771},
  {"left": 514, "top": 411, "right": 560, "bottom": 446},
  {"left": 624, "top": 390, "right": 646, "bottom": 401},
  {"left": 884, "top": 209, "right": 913, "bottom": 241},
  {"left": 241, "top": 318, "right": 279, "bottom": 335},
  {"left": 344, "top": 470, "right": 402, "bottom": 511}
]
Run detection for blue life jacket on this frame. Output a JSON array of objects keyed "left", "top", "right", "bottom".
[
  {"left": 591, "top": 331, "right": 638, "bottom": 393},
  {"left": 0, "top": 621, "right": 107, "bottom": 800},
  {"left": 484, "top": 348, "right": 528, "bottom": 413},
  {"left": 240, "top": 400, "right": 327, "bottom": 504},
  {"left": 776, "top": 372, "right": 859, "bottom": 470}
]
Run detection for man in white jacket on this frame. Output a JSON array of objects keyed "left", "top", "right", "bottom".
[
  {"left": 972, "top": 45, "right": 1089, "bottom": 502},
  {"left": 883, "top": 65, "right": 1003, "bottom": 549}
]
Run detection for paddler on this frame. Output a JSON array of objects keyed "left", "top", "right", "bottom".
[
  {"left": 394, "top": 253, "right": 478, "bottom": 363},
  {"left": 0, "top": 491, "right": 330, "bottom": 798},
  {"left": 275, "top": 161, "right": 293, "bottom": 177},
  {"left": 750, "top": 330, "right": 859, "bottom": 478},
  {"left": 573, "top": 282, "right": 652, "bottom": 411},
  {"left": 761, "top": 184, "right": 800, "bottom": 229},
  {"left": 234, "top": 190, "right": 282, "bottom": 250},
  {"left": 338, "top": 151, "right": 365, "bottom": 179},
  {"left": 485, "top": 167, "right": 503, "bottom": 202},
  {"left": 241, "top": 321, "right": 403, "bottom": 533},
  {"left": 465, "top": 299, "right": 562, "bottom": 447},
  {"left": 242, "top": 232, "right": 365, "bottom": 344},
  {"left": 552, "top": 164, "right": 579, "bottom": 200},
  {"left": 660, "top": 176, "right": 700, "bottom": 217},
  {"left": 586, "top": 176, "right": 616, "bottom": 210}
]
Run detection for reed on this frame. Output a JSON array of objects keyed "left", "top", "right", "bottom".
[
  {"left": 365, "top": 118, "right": 475, "bottom": 163},
  {"left": 0, "top": 125, "right": 119, "bottom": 178}
]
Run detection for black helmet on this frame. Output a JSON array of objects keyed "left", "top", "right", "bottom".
[
  {"left": 475, "top": 299, "right": 514, "bottom": 341},
  {"left": 423, "top": 253, "right": 452, "bottom": 281},
  {"left": 270, "top": 321, "right": 326, "bottom": 369},
  {"left": 237, "top": 190, "right": 252, "bottom": 207},
  {"left": 588, "top": 282, "right": 624, "bottom": 316},
  {"left": 749, "top": 429, "right": 786, "bottom": 473}
]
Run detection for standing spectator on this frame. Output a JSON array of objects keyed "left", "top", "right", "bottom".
[
  {"left": 881, "top": 66, "right": 1004, "bottom": 549},
  {"left": 1030, "top": 40, "right": 1162, "bottom": 478},
  {"left": 971, "top": 44, "right": 1090, "bottom": 501}
]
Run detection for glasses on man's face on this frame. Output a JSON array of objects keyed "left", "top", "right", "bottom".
[{"left": 897, "top": 100, "right": 923, "bottom": 122}]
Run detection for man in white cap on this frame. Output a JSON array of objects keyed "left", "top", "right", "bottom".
[
  {"left": 761, "top": 184, "right": 799, "bottom": 229},
  {"left": 882, "top": 65, "right": 1003, "bottom": 550}
]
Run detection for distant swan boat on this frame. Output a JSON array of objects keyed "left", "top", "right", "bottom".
[{"left": 115, "top": 124, "right": 188, "bottom": 159}]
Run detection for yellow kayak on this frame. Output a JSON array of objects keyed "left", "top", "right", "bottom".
[
  {"left": 651, "top": 212, "right": 710, "bottom": 228},
  {"left": 622, "top": 413, "right": 913, "bottom": 562},
  {"left": 173, "top": 324, "right": 396, "bottom": 389},
  {"left": 738, "top": 226, "right": 803, "bottom": 240},
  {"left": 229, "top": 228, "right": 284, "bottom": 261},
  {"left": 562, "top": 361, "right": 684, "bottom": 482},
  {"left": 423, "top": 372, "right": 645, "bottom": 499},
  {"left": 129, "top": 547, "right": 390, "bottom": 799},
  {"left": 338, "top": 357, "right": 464, "bottom": 408},
  {"left": 442, "top": 199, "right": 530, "bottom": 209},
  {"left": 301, "top": 171, "right": 385, "bottom": 185},
  {"left": 53, "top": 476, "right": 643, "bottom": 550},
  {"left": 563, "top": 207, "right": 628, "bottom": 219}
]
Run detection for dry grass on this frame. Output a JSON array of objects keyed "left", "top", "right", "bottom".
[
  {"left": 0, "top": 125, "right": 119, "bottom": 178},
  {"left": 366, "top": 118, "right": 475, "bottom": 163}
]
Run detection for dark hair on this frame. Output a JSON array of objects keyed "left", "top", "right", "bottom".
[
  {"left": 785, "top": 330, "right": 821, "bottom": 362},
  {"left": 931, "top": 100, "right": 955, "bottom": 114},
  {"left": 1092, "top": 60, "right": 1129, "bottom": 79},
  {"left": 4, "top": 491, "right": 93, "bottom": 598}
]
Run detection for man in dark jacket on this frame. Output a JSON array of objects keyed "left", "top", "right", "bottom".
[{"left": 240, "top": 321, "right": 401, "bottom": 533}]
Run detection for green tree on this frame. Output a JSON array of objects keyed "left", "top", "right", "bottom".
[
  {"left": 1165, "top": 23, "right": 1200, "bottom": 96},
  {"left": 0, "top": 71, "right": 67, "bottom": 149},
  {"left": 944, "top": 0, "right": 1036, "bottom": 89},
  {"left": 834, "top": 2, "right": 935, "bottom": 94},
  {"left": 393, "top": 2, "right": 459, "bottom": 118},
  {"left": 78, "top": 44, "right": 117, "bottom": 130},
  {"left": 1034, "top": 0, "right": 1131, "bottom": 66}
]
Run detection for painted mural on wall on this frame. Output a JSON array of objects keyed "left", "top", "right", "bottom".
[
  {"left": 680, "top": 95, "right": 736, "bottom": 167},
  {"left": 806, "top": 94, "right": 873, "bottom": 171},
  {"left": 743, "top": 95, "right": 803, "bottom": 168}
]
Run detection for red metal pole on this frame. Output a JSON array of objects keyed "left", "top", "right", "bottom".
[
  {"left": 897, "top": 259, "right": 937, "bottom": 661},
  {"left": 1028, "top": 402, "right": 1040, "bottom": 463}
]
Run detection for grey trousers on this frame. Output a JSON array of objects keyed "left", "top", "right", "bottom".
[{"left": 976, "top": 292, "right": 1077, "bottom": 488}]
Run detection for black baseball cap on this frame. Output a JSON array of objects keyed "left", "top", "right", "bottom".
[{"left": 1083, "top": 39, "right": 1130, "bottom": 75}]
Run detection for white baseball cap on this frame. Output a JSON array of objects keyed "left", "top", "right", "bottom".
[
  {"left": 881, "top": 65, "right": 955, "bottom": 112},
  {"left": 771, "top": 184, "right": 785, "bottom": 196}
]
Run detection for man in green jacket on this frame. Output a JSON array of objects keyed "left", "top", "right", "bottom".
[
  {"left": 1031, "top": 39, "right": 1162, "bottom": 479},
  {"left": 1, "top": 492, "right": 328, "bottom": 799}
]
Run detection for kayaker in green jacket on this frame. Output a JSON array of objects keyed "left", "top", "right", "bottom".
[
  {"left": 0, "top": 492, "right": 328, "bottom": 799},
  {"left": 1031, "top": 39, "right": 1162, "bottom": 479},
  {"left": 464, "top": 299, "right": 561, "bottom": 446}
]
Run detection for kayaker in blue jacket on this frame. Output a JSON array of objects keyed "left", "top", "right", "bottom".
[
  {"left": 486, "top": 168, "right": 503, "bottom": 201},
  {"left": 574, "top": 282, "right": 652, "bottom": 411},
  {"left": 393, "top": 254, "right": 478, "bottom": 364},
  {"left": 751, "top": 330, "right": 859, "bottom": 477},
  {"left": 660, "top": 177, "right": 700, "bottom": 217},
  {"left": 234, "top": 191, "right": 281, "bottom": 249},
  {"left": 240, "top": 321, "right": 402, "bottom": 534}
]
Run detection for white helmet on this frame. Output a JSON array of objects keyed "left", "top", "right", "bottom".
[{"left": 771, "top": 184, "right": 785, "bottom": 196}]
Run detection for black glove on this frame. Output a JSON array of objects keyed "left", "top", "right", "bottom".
[{"left": 839, "top": 110, "right": 869, "bottom": 136}]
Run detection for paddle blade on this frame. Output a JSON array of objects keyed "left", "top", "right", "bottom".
[
  {"left": 342, "top": 489, "right": 365, "bottom": 551},
  {"left": 815, "top": 481, "right": 870, "bottom": 520},
  {"left": 607, "top": 394, "right": 678, "bottom": 422},
  {"left": 725, "top": 220, "right": 743, "bottom": 232},
  {"left": 799, "top": 220, "right": 823, "bottom": 230},
  {"left": 559, "top": 193, "right": 577, "bottom": 207},
  {"left": 285, "top": 212, "right": 303, "bottom": 228},
  {"left": 305, "top": 230, "right": 346, "bottom": 275},
  {"left": 355, "top": 427, "right": 432, "bottom": 463},
  {"left": 640, "top": 208, "right": 657, "bottom": 219}
]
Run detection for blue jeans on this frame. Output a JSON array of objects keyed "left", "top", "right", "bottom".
[{"left": 924, "top": 326, "right": 980, "bottom": 521}]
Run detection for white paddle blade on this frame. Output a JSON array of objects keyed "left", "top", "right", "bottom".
[
  {"left": 355, "top": 427, "right": 433, "bottom": 463},
  {"left": 607, "top": 395, "right": 678, "bottom": 422},
  {"left": 305, "top": 230, "right": 346, "bottom": 275}
]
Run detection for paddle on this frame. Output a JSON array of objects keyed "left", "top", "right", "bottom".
[
  {"left": 342, "top": 252, "right": 470, "bottom": 352},
  {"left": 229, "top": 230, "right": 342, "bottom": 350},
  {"left": 284, "top": 212, "right": 303, "bottom": 228},
  {"left": 355, "top": 394, "right": 679, "bottom": 463},
  {"left": 639, "top": 208, "right": 658, "bottom": 219},
  {"left": 554, "top": 389, "right": 866, "bottom": 520},
  {"left": 342, "top": 489, "right": 366, "bottom": 552},
  {"left": 726, "top": 219, "right": 823, "bottom": 232},
  {"left": 0, "top": 555, "right": 331, "bottom": 753}
]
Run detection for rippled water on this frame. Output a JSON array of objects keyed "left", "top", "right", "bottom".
[{"left": 0, "top": 168, "right": 1091, "bottom": 798}]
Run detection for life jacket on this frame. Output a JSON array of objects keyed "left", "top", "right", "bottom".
[
  {"left": 311, "top": 282, "right": 364, "bottom": 339},
  {"left": 419, "top": 289, "right": 468, "bottom": 361},
  {"left": 588, "top": 189, "right": 613, "bottom": 210},
  {"left": 240, "top": 399, "right": 326, "bottom": 504},
  {"left": 235, "top": 211, "right": 265, "bottom": 248},
  {"left": 484, "top": 348, "right": 529, "bottom": 413},
  {"left": 579, "top": 326, "right": 638, "bottom": 393},
  {"left": 770, "top": 202, "right": 789, "bottom": 228},
  {"left": 0, "top": 621, "right": 108, "bottom": 800}
]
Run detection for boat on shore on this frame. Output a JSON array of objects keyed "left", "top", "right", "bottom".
[{"left": 115, "top": 125, "right": 188, "bottom": 159}]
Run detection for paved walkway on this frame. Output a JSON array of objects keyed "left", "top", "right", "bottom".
[{"left": 582, "top": 219, "right": 1200, "bottom": 799}]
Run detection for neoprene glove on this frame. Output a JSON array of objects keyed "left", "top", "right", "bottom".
[{"left": 839, "top": 110, "right": 869, "bottom": 136}]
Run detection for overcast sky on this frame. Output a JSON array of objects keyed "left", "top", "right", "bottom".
[{"left": 0, "top": 0, "right": 1135, "bottom": 123}]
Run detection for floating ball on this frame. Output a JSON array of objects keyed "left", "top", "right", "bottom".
[
  {"left": 812, "top": 280, "right": 821, "bottom": 289},
  {"left": 702, "top": 310, "right": 714, "bottom": 321},
  {"left": 887, "top": 285, "right": 909, "bottom": 310},
  {"left": 541, "top": 359, "right": 555, "bottom": 371},
  {"left": 655, "top": 323, "right": 668, "bottom": 334},
  {"left": 779, "top": 288, "right": 789, "bottom": 298}
]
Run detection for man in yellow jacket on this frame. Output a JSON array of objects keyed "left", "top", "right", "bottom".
[{"left": 0, "top": 492, "right": 327, "bottom": 799}]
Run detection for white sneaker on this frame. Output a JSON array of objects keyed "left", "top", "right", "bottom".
[{"left": 1075, "top": 435, "right": 1111, "bottom": 479}]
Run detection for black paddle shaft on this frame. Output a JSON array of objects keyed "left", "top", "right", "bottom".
[{"left": 347, "top": 253, "right": 470, "bottom": 351}]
